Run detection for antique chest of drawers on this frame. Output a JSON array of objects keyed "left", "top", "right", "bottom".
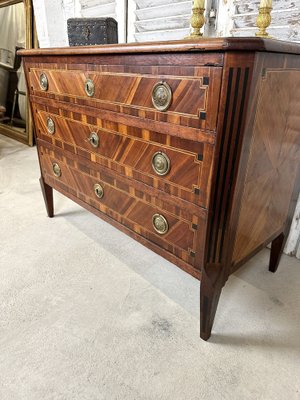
[{"left": 20, "top": 38, "right": 300, "bottom": 340}]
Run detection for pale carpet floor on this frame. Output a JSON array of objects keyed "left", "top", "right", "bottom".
[{"left": 0, "top": 135, "right": 299, "bottom": 400}]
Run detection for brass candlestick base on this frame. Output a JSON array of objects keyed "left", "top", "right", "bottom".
[
  {"left": 186, "top": 7, "right": 205, "bottom": 38},
  {"left": 255, "top": 7, "right": 272, "bottom": 38}
]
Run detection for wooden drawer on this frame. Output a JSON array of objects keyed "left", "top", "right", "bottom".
[
  {"left": 33, "top": 103, "right": 215, "bottom": 209},
  {"left": 38, "top": 141, "right": 206, "bottom": 270},
  {"left": 28, "top": 62, "right": 222, "bottom": 130}
]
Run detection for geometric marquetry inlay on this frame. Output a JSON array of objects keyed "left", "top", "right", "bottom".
[
  {"left": 20, "top": 38, "right": 300, "bottom": 341},
  {"left": 233, "top": 70, "right": 300, "bottom": 263}
]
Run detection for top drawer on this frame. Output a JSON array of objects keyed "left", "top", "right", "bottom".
[{"left": 27, "top": 63, "right": 222, "bottom": 130}]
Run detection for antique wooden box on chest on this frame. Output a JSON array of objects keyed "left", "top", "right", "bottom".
[{"left": 20, "top": 38, "right": 300, "bottom": 340}]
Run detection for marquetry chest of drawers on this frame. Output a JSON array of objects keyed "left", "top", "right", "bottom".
[{"left": 20, "top": 38, "right": 300, "bottom": 340}]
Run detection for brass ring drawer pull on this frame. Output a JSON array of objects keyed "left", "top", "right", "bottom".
[
  {"left": 40, "top": 73, "right": 48, "bottom": 91},
  {"left": 52, "top": 163, "right": 61, "bottom": 177},
  {"left": 88, "top": 132, "right": 99, "bottom": 148},
  {"left": 152, "top": 81, "right": 172, "bottom": 111},
  {"left": 85, "top": 78, "right": 95, "bottom": 97},
  {"left": 152, "top": 151, "right": 170, "bottom": 176},
  {"left": 47, "top": 117, "right": 55, "bottom": 134},
  {"left": 152, "top": 214, "right": 169, "bottom": 235},
  {"left": 94, "top": 183, "right": 104, "bottom": 199}
]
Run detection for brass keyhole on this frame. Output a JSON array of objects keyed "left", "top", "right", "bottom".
[
  {"left": 94, "top": 183, "right": 104, "bottom": 199},
  {"left": 52, "top": 163, "right": 61, "bottom": 178},
  {"left": 47, "top": 117, "right": 55, "bottom": 134},
  {"left": 84, "top": 26, "right": 91, "bottom": 41},
  {"left": 40, "top": 73, "right": 48, "bottom": 91},
  {"left": 85, "top": 78, "right": 95, "bottom": 97},
  {"left": 88, "top": 132, "right": 99, "bottom": 148}
]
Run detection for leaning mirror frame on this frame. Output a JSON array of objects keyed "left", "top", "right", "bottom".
[{"left": 0, "top": 0, "right": 36, "bottom": 146}]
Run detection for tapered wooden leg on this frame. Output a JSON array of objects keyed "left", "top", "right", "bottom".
[
  {"left": 269, "top": 232, "right": 287, "bottom": 273},
  {"left": 39, "top": 177, "right": 54, "bottom": 218},
  {"left": 200, "top": 263, "right": 225, "bottom": 341}
]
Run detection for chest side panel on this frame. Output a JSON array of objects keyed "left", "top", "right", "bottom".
[{"left": 232, "top": 53, "right": 300, "bottom": 267}]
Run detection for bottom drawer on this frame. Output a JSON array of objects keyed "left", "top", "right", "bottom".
[{"left": 38, "top": 142, "right": 206, "bottom": 273}]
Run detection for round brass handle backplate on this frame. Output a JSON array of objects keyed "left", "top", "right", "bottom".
[
  {"left": 40, "top": 73, "right": 48, "bottom": 91},
  {"left": 52, "top": 163, "right": 61, "bottom": 178},
  {"left": 85, "top": 78, "right": 95, "bottom": 97},
  {"left": 94, "top": 183, "right": 104, "bottom": 199},
  {"left": 152, "top": 214, "right": 169, "bottom": 235},
  {"left": 88, "top": 132, "right": 99, "bottom": 148},
  {"left": 152, "top": 81, "right": 172, "bottom": 112},
  {"left": 152, "top": 151, "right": 170, "bottom": 176},
  {"left": 47, "top": 117, "right": 55, "bottom": 134}
]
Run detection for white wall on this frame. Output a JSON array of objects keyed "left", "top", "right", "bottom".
[
  {"left": 217, "top": 0, "right": 300, "bottom": 42},
  {"left": 33, "top": 0, "right": 125, "bottom": 47},
  {"left": 32, "top": 0, "right": 80, "bottom": 47}
]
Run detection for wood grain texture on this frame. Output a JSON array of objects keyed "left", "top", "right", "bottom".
[
  {"left": 20, "top": 39, "right": 300, "bottom": 341},
  {"left": 39, "top": 177, "right": 54, "bottom": 218},
  {"left": 38, "top": 141, "right": 205, "bottom": 277},
  {"left": 18, "top": 37, "right": 300, "bottom": 57},
  {"left": 30, "top": 94, "right": 216, "bottom": 145},
  {"left": 232, "top": 56, "right": 300, "bottom": 266},
  {"left": 32, "top": 104, "right": 215, "bottom": 208},
  {"left": 28, "top": 62, "right": 222, "bottom": 130},
  {"left": 206, "top": 53, "right": 254, "bottom": 266},
  {"left": 200, "top": 52, "right": 255, "bottom": 340}
]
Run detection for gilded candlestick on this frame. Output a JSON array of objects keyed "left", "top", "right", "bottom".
[
  {"left": 255, "top": 7, "right": 272, "bottom": 38},
  {"left": 186, "top": 7, "right": 205, "bottom": 38}
]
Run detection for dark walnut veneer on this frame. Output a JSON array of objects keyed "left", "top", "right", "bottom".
[{"left": 20, "top": 38, "right": 300, "bottom": 340}]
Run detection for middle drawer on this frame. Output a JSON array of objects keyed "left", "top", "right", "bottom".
[{"left": 33, "top": 103, "right": 214, "bottom": 208}]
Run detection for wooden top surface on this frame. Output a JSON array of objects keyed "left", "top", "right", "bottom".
[{"left": 19, "top": 37, "right": 300, "bottom": 57}]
